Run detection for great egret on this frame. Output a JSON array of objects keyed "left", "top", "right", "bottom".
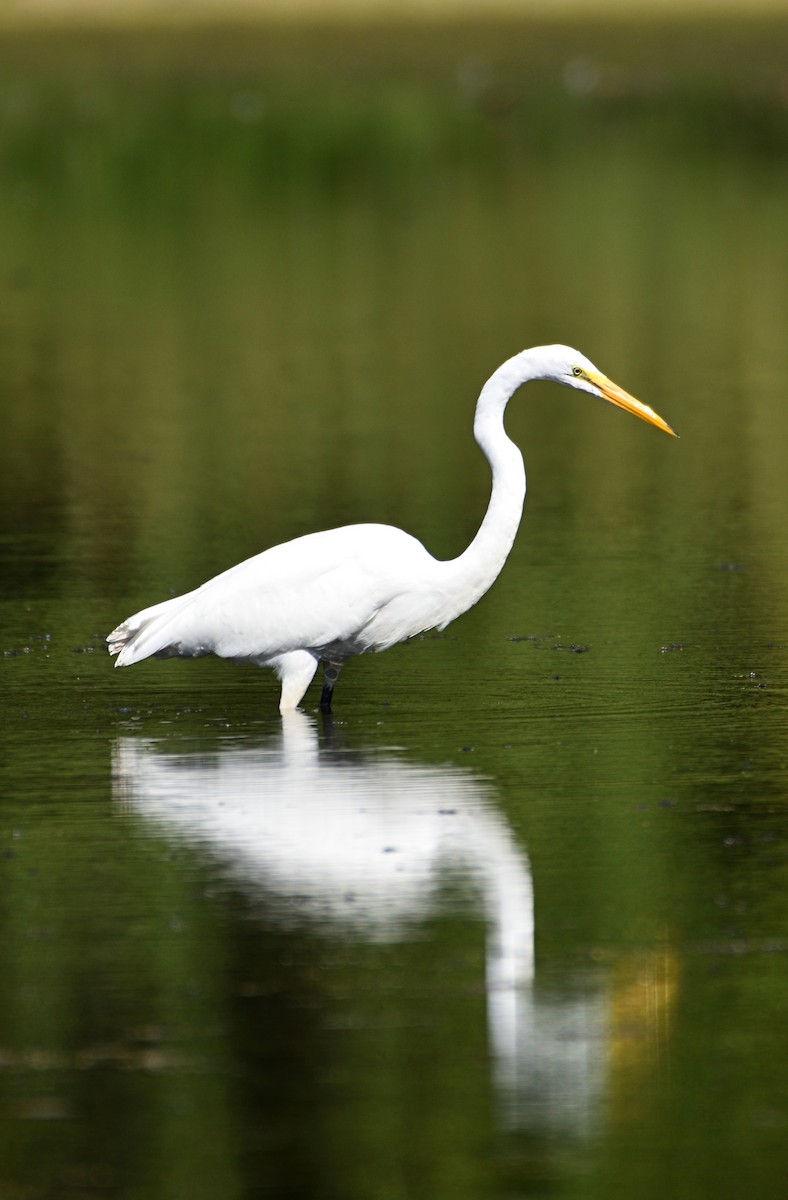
[{"left": 108, "top": 344, "right": 676, "bottom": 712}]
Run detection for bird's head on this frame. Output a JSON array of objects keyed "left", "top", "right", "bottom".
[{"left": 536, "top": 344, "right": 678, "bottom": 437}]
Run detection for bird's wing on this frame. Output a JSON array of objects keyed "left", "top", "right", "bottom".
[{"left": 112, "top": 524, "right": 434, "bottom": 666}]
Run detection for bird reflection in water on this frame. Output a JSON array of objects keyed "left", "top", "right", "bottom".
[{"left": 113, "top": 712, "right": 607, "bottom": 1136}]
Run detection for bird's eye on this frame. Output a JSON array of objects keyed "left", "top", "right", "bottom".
[{"left": 571, "top": 366, "right": 585, "bottom": 378}]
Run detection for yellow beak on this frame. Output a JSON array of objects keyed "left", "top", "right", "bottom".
[{"left": 588, "top": 370, "right": 678, "bottom": 438}]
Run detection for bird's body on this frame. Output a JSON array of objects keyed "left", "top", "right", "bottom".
[
  {"left": 110, "top": 524, "right": 469, "bottom": 686},
  {"left": 109, "top": 345, "right": 676, "bottom": 711}
]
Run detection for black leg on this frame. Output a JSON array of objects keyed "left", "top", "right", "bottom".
[{"left": 320, "top": 661, "right": 343, "bottom": 712}]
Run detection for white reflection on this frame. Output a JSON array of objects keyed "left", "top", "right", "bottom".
[{"left": 112, "top": 712, "right": 606, "bottom": 1135}]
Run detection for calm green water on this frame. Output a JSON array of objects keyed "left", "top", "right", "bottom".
[{"left": 2, "top": 19, "right": 788, "bottom": 1200}]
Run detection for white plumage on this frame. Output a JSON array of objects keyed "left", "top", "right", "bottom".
[{"left": 108, "top": 344, "right": 676, "bottom": 711}]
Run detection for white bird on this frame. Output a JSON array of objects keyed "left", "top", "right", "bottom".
[{"left": 108, "top": 344, "right": 676, "bottom": 713}]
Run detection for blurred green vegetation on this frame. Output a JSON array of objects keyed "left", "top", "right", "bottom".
[{"left": 2, "top": 16, "right": 788, "bottom": 189}]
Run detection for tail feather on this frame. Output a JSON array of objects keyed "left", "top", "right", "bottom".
[{"left": 107, "top": 593, "right": 195, "bottom": 667}]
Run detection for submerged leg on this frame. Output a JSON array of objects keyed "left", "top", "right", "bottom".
[
  {"left": 320, "top": 660, "right": 344, "bottom": 712},
  {"left": 273, "top": 651, "right": 319, "bottom": 714}
]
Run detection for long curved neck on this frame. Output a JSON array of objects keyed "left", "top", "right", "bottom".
[{"left": 443, "top": 353, "right": 531, "bottom": 618}]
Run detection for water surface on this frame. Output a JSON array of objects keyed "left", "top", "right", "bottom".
[{"left": 2, "top": 19, "right": 788, "bottom": 1200}]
